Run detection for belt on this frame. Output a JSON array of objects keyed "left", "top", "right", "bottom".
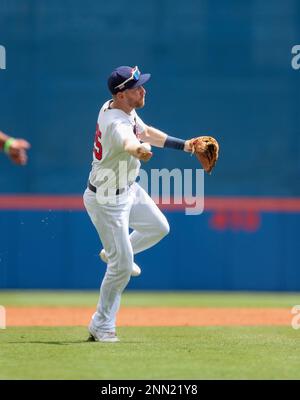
[{"left": 88, "top": 181, "right": 131, "bottom": 196}]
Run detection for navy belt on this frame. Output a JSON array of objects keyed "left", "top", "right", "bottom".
[{"left": 88, "top": 181, "right": 131, "bottom": 196}]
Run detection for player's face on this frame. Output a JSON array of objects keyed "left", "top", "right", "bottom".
[{"left": 124, "top": 86, "right": 146, "bottom": 109}]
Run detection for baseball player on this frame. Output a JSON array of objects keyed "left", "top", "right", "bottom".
[
  {"left": 84, "top": 66, "right": 218, "bottom": 342},
  {"left": 0, "top": 130, "right": 31, "bottom": 165}
]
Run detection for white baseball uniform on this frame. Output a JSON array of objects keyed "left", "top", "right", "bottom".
[{"left": 83, "top": 100, "right": 169, "bottom": 334}]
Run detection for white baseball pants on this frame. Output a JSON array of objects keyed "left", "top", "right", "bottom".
[{"left": 83, "top": 182, "right": 170, "bottom": 333}]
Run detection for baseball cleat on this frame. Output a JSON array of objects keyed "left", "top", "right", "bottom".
[
  {"left": 131, "top": 264, "right": 141, "bottom": 277},
  {"left": 88, "top": 325, "right": 120, "bottom": 343},
  {"left": 99, "top": 249, "right": 141, "bottom": 277},
  {"left": 99, "top": 249, "right": 108, "bottom": 263},
  {"left": 87, "top": 334, "right": 96, "bottom": 342}
]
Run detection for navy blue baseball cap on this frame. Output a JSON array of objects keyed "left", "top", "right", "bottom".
[{"left": 108, "top": 66, "right": 151, "bottom": 95}]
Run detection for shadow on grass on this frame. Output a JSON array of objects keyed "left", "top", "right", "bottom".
[
  {"left": 7, "top": 339, "right": 92, "bottom": 345},
  {"left": 6, "top": 338, "right": 142, "bottom": 345}
]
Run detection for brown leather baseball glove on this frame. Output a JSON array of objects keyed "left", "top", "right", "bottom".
[{"left": 189, "top": 136, "right": 219, "bottom": 174}]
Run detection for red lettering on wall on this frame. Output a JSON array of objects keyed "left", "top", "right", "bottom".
[{"left": 209, "top": 211, "right": 261, "bottom": 232}]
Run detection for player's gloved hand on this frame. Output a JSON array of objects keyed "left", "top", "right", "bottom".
[
  {"left": 186, "top": 136, "right": 219, "bottom": 174},
  {"left": 7, "top": 139, "right": 31, "bottom": 165}
]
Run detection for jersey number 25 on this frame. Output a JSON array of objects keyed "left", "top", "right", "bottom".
[{"left": 94, "top": 124, "right": 103, "bottom": 160}]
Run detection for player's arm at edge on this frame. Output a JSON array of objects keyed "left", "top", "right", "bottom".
[
  {"left": 0, "top": 130, "right": 10, "bottom": 150},
  {"left": 141, "top": 125, "right": 192, "bottom": 152},
  {"left": 0, "top": 130, "right": 31, "bottom": 165}
]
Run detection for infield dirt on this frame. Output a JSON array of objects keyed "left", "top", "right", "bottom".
[{"left": 6, "top": 307, "right": 292, "bottom": 326}]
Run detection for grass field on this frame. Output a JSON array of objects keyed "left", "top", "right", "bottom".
[
  {"left": 1, "top": 290, "right": 300, "bottom": 307},
  {"left": 1, "top": 291, "right": 300, "bottom": 380}
]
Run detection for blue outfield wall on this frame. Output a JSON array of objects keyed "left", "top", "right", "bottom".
[
  {"left": 0, "top": 2, "right": 300, "bottom": 290},
  {"left": 0, "top": 207, "right": 299, "bottom": 291},
  {"left": 1, "top": 0, "right": 300, "bottom": 196}
]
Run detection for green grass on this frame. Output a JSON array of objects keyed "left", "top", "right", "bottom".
[
  {"left": 0, "top": 290, "right": 299, "bottom": 307},
  {"left": 1, "top": 326, "right": 300, "bottom": 379},
  {"left": 1, "top": 291, "right": 300, "bottom": 379}
]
